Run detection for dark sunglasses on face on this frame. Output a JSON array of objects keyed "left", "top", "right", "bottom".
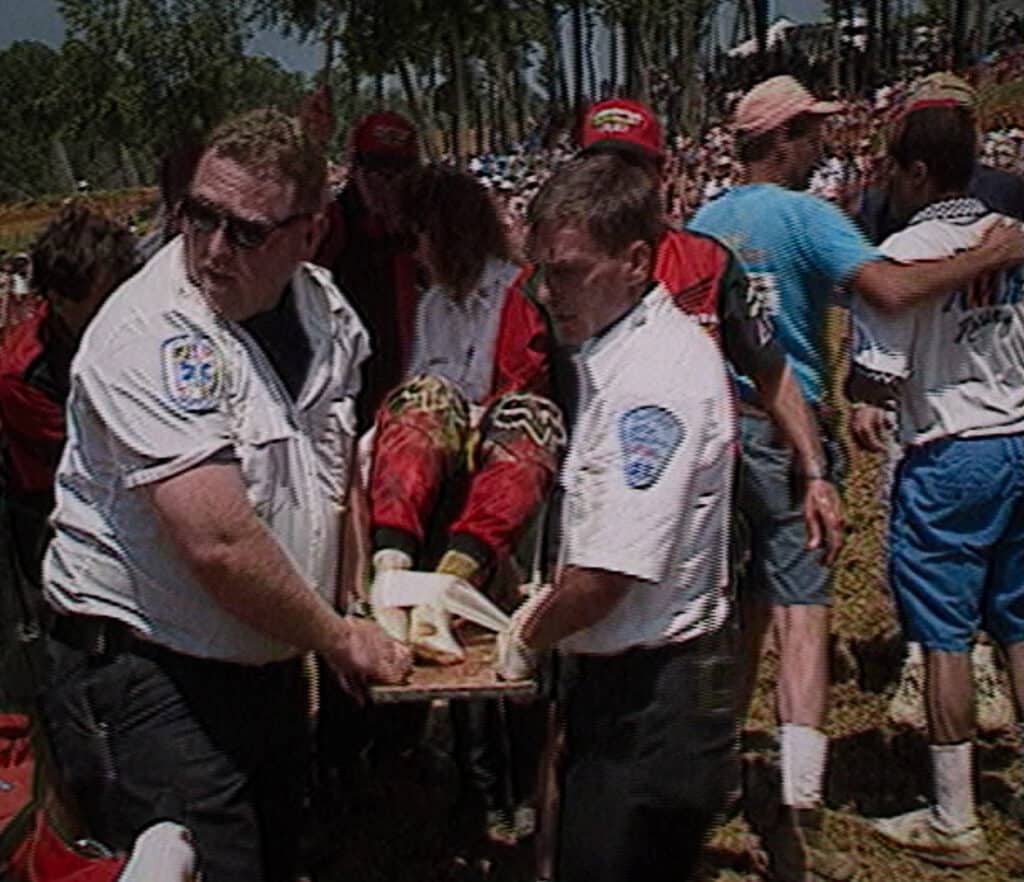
[{"left": 179, "top": 195, "right": 311, "bottom": 250}]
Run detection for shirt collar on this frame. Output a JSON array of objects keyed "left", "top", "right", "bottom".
[
  {"left": 578, "top": 283, "right": 663, "bottom": 364},
  {"left": 907, "top": 196, "right": 988, "bottom": 227}
]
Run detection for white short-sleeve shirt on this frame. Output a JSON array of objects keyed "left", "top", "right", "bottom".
[
  {"left": 852, "top": 198, "right": 1024, "bottom": 446},
  {"left": 557, "top": 286, "right": 736, "bottom": 656},
  {"left": 43, "top": 238, "right": 369, "bottom": 664},
  {"left": 406, "top": 256, "right": 519, "bottom": 403}
]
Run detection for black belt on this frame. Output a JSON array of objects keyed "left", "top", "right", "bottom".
[{"left": 50, "top": 613, "right": 140, "bottom": 657}]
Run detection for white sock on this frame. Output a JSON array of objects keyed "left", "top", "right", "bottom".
[
  {"left": 931, "top": 742, "right": 976, "bottom": 833},
  {"left": 373, "top": 549, "right": 413, "bottom": 573},
  {"left": 780, "top": 724, "right": 828, "bottom": 808}
]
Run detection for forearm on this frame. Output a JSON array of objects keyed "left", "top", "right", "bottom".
[
  {"left": 188, "top": 515, "right": 349, "bottom": 658},
  {"left": 755, "top": 362, "right": 825, "bottom": 476},
  {"left": 857, "top": 249, "right": 1001, "bottom": 313},
  {"left": 149, "top": 465, "right": 350, "bottom": 660},
  {"left": 521, "top": 566, "right": 631, "bottom": 651}
]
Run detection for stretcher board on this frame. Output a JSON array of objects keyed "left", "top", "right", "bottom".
[{"left": 370, "top": 629, "right": 537, "bottom": 703}]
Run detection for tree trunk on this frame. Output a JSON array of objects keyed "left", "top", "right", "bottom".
[
  {"left": 319, "top": 8, "right": 340, "bottom": 88},
  {"left": 951, "top": 0, "right": 968, "bottom": 69},
  {"left": 753, "top": 0, "right": 769, "bottom": 62},
  {"left": 830, "top": 0, "right": 841, "bottom": 94},
  {"left": 571, "top": 0, "right": 585, "bottom": 110},
  {"left": 544, "top": 0, "right": 569, "bottom": 109},
  {"left": 398, "top": 58, "right": 438, "bottom": 161},
  {"left": 450, "top": 13, "right": 468, "bottom": 168},
  {"left": 975, "top": 0, "right": 990, "bottom": 57},
  {"left": 472, "top": 71, "right": 486, "bottom": 156},
  {"left": 623, "top": 12, "right": 637, "bottom": 96},
  {"left": 51, "top": 136, "right": 76, "bottom": 193},
  {"left": 634, "top": 13, "right": 651, "bottom": 103},
  {"left": 864, "top": 0, "right": 877, "bottom": 90},
  {"left": 496, "top": 0, "right": 518, "bottom": 145},
  {"left": 879, "top": 0, "right": 891, "bottom": 77},
  {"left": 585, "top": 5, "right": 598, "bottom": 103},
  {"left": 608, "top": 18, "right": 619, "bottom": 96},
  {"left": 845, "top": 0, "right": 857, "bottom": 94}
]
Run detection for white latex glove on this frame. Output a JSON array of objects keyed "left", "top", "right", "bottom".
[
  {"left": 117, "top": 822, "right": 197, "bottom": 882},
  {"left": 494, "top": 585, "right": 552, "bottom": 681}
]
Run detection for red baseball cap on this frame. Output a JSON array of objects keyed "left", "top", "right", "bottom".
[
  {"left": 351, "top": 111, "right": 418, "bottom": 158},
  {"left": 579, "top": 99, "right": 663, "bottom": 159}
]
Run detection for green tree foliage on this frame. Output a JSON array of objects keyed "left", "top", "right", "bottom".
[
  {"left": 0, "top": 41, "right": 68, "bottom": 200},
  {"left": 0, "top": 1, "right": 307, "bottom": 199}
]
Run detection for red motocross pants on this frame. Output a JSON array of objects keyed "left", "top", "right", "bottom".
[{"left": 369, "top": 375, "right": 566, "bottom": 572}]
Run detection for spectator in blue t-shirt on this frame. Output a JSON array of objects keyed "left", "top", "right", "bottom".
[{"left": 688, "top": 74, "right": 1024, "bottom": 882}]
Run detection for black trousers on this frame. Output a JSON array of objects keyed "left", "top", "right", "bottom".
[
  {"left": 557, "top": 622, "right": 741, "bottom": 882},
  {"left": 41, "top": 629, "right": 308, "bottom": 882}
]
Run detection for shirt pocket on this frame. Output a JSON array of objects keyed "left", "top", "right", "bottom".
[
  {"left": 314, "top": 397, "right": 358, "bottom": 504},
  {"left": 234, "top": 401, "right": 297, "bottom": 521}
]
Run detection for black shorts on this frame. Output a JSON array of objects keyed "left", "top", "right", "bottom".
[{"left": 556, "top": 621, "right": 741, "bottom": 882}]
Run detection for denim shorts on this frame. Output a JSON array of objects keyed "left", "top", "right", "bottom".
[
  {"left": 889, "top": 432, "right": 1024, "bottom": 652},
  {"left": 734, "top": 414, "right": 845, "bottom": 606}
]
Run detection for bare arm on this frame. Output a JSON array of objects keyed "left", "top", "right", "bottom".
[
  {"left": 519, "top": 566, "right": 632, "bottom": 651},
  {"left": 854, "top": 218, "right": 1024, "bottom": 312},
  {"left": 147, "top": 461, "right": 410, "bottom": 692},
  {"left": 754, "top": 360, "right": 824, "bottom": 477},
  {"left": 753, "top": 360, "right": 843, "bottom": 564}
]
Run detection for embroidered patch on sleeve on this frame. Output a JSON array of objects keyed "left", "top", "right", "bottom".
[
  {"left": 618, "top": 405, "right": 684, "bottom": 490},
  {"left": 161, "top": 334, "right": 222, "bottom": 412}
]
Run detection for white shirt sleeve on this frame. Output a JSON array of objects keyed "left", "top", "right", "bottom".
[
  {"left": 564, "top": 392, "right": 715, "bottom": 584},
  {"left": 77, "top": 329, "right": 234, "bottom": 489},
  {"left": 850, "top": 228, "right": 930, "bottom": 381}
]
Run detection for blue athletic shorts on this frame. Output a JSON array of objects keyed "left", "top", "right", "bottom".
[
  {"left": 736, "top": 414, "right": 845, "bottom": 606},
  {"left": 889, "top": 433, "right": 1024, "bottom": 652}
]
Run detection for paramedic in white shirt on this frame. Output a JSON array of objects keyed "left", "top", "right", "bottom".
[
  {"left": 508, "top": 153, "right": 740, "bottom": 882},
  {"left": 39, "top": 108, "right": 411, "bottom": 882}
]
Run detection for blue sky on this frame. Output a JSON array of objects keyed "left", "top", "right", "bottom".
[{"left": 2, "top": 0, "right": 832, "bottom": 75}]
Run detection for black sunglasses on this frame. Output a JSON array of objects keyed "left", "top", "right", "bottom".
[{"left": 180, "top": 195, "right": 311, "bottom": 250}]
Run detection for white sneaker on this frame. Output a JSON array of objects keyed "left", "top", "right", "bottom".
[
  {"left": 873, "top": 807, "right": 988, "bottom": 867},
  {"left": 410, "top": 603, "right": 464, "bottom": 666},
  {"left": 888, "top": 656, "right": 926, "bottom": 730}
]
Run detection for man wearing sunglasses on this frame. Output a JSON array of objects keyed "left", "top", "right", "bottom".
[
  {"left": 38, "top": 108, "right": 412, "bottom": 882},
  {"left": 315, "top": 111, "right": 421, "bottom": 430}
]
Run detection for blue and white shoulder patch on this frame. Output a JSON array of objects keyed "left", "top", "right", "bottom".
[
  {"left": 618, "top": 405, "right": 684, "bottom": 490},
  {"left": 161, "top": 334, "right": 222, "bottom": 412}
]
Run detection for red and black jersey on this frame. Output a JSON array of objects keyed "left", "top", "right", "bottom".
[
  {"left": 0, "top": 305, "right": 75, "bottom": 584},
  {"left": 489, "top": 266, "right": 555, "bottom": 402},
  {"left": 314, "top": 185, "right": 419, "bottom": 430},
  {"left": 654, "top": 228, "right": 785, "bottom": 381}
]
